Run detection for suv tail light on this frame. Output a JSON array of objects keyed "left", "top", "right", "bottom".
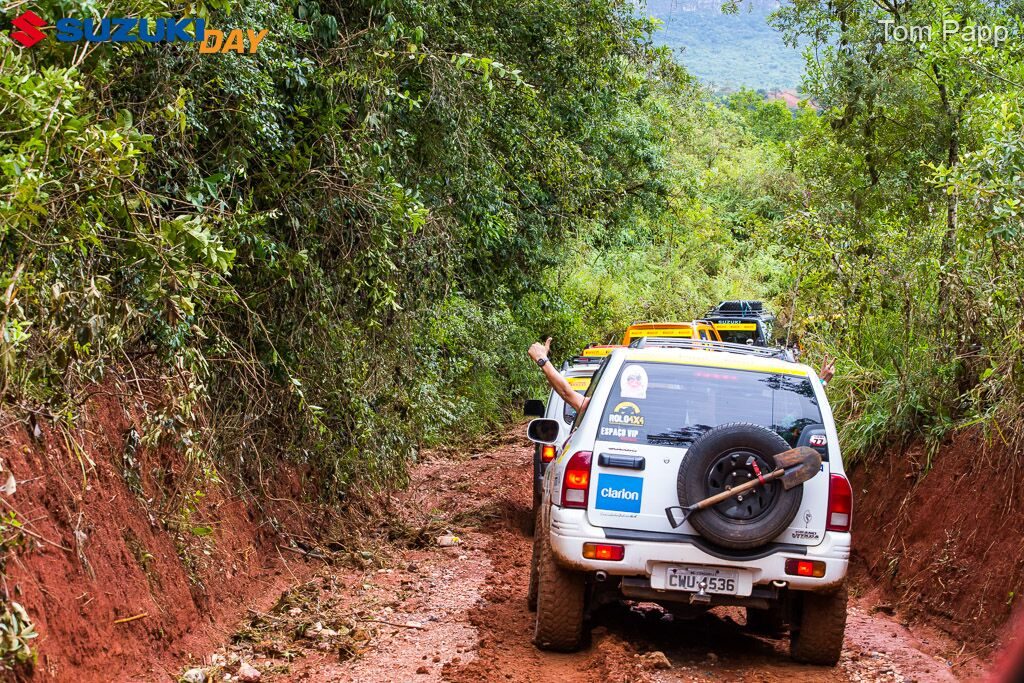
[
  {"left": 582, "top": 543, "right": 625, "bottom": 561},
  {"left": 785, "top": 559, "right": 826, "bottom": 578},
  {"left": 826, "top": 474, "right": 853, "bottom": 532},
  {"left": 541, "top": 444, "right": 557, "bottom": 463},
  {"left": 560, "top": 451, "right": 593, "bottom": 508}
]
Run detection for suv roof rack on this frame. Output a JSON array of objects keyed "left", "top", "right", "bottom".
[
  {"left": 567, "top": 355, "right": 605, "bottom": 367},
  {"left": 705, "top": 300, "right": 775, "bottom": 321},
  {"left": 629, "top": 336, "right": 794, "bottom": 361}
]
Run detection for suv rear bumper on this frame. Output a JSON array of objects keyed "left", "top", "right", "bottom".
[{"left": 548, "top": 506, "right": 849, "bottom": 592}]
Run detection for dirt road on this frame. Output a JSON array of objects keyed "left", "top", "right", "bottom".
[{"left": 191, "top": 431, "right": 973, "bottom": 682}]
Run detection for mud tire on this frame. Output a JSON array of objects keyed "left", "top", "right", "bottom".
[
  {"left": 790, "top": 584, "right": 848, "bottom": 666},
  {"left": 530, "top": 445, "right": 542, "bottom": 529},
  {"left": 533, "top": 531, "right": 586, "bottom": 651},
  {"left": 678, "top": 423, "right": 802, "bottom": 549},
  {"left": 527, "top": 518, "right": 541, "bottom": 611}
]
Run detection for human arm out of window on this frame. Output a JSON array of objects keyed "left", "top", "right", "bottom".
[{"left": 528, "top": 338, "right": 586, "bottom": 412}]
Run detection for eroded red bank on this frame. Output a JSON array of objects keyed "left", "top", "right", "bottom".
[
  {"left": 0, "top": 403, "right": 1015, "bottom": 680},
  {"left": 0, "top": 379, "right": 316, "bottom": 681}
]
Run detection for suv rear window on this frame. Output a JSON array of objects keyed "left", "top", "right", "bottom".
[
  {"left": 597, "top": 362, "right": 821, "bottom": 449},
  {"left": 711, "top": 321, "right": 768, "bottom": 346},
  {"left": 715, "top": 325, "right": 758, "bottom": 345}
]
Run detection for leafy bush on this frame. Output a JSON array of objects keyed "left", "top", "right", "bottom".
[
  {"left": 0, "top": 602, "right": 37, "bottom": 673},
  {"left": 1, "top": 0, "right": 711, "bottom": 498},
  {"left": 773, "top": 0, "right": 1024, "bottom": 460}
]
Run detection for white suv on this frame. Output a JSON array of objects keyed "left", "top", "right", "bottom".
[{"left": 526, "top": 342, "right": 852, "bottom": 665}]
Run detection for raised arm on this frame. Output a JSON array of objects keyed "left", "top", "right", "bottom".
[
  {"left": 819, "top": 353, "right": 836, "bottom": 385},
  {"left": 528, "top": 338, "right": 587, "bottom": 413}
]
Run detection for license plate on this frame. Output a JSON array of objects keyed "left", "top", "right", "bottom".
[{"left": 651, "top": 564, "right": 750, "bottom": 596}]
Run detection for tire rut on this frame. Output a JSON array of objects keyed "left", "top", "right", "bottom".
[{"left": 196, "top": 430, "right": 971, "bottom": 682}]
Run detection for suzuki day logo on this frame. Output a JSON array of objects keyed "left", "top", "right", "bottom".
[{"left": 8, "top": 10, "right": 267, "bottom": 53}]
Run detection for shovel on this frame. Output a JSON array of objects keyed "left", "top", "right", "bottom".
[{"left": 665, "top": 446, "right": 822, "bottom": 529}]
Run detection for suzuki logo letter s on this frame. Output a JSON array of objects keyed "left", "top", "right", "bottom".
[
  {"left": 11, "top": 11, "right": 46, "bottom": 47},
  {"left": 595, "top": 474, "right": 643, "bottom": 514}
]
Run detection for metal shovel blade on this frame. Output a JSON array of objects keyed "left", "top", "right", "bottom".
[
  {"left": 775, "top": 446, "right": 822, "bottom": 489},
  {"left": 665, "top": 506, "right": 693, "bottom": 528}
]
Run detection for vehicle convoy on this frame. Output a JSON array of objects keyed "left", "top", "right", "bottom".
[
  {"left": 580, "top": 344, "right": 623, "bottom": 358},
  {"left": 526, "top": 338, "right": 852, "bottom": 665},
  {"left": 704, "top": 300, "right": 776, "bottom": 347},
  {"left": 621, "top": 320, "right": 722, "bottom": 346}
]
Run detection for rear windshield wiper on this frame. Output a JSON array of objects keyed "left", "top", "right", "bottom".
[
  {"left": 647, "top": 434, "right": 693, "bottom": 446},
  {"left": 646, "top": 427, "right": 709, "bottom": 446}
]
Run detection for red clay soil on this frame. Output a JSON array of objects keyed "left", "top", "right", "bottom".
[
  {"left": 5, "top": 389, "right": 1011, "bottom": 682},
  {"left": 200, "top": 429, "right": 968, "bottom": 683},
  {"left": 0, "top": 378, "right": 315, "bottom": 681},
  {"left": 848, "top": 429, "right": 1024, "bottom": 671}
]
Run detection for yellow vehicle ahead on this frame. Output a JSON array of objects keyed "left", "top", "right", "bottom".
[
  {"left": 621, "top": 321, "right": 722, "bottom": 346},
  {"left": 581, "top": 344, "right": 624, "bottom": 358}
]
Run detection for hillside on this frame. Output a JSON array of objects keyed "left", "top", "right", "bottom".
[{"left": 643, "top": 0, "right": 805, "bottom": 90}]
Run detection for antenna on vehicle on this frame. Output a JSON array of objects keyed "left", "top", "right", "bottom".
[{"left": 631, "top": 336, "right": 795, "bottom": 361}]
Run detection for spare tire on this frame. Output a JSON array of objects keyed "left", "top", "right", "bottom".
[{"left": 677, "top": 423, "right": 802, "bottom": 550}]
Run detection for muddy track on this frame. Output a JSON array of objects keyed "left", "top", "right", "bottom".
[{"left": 191, "top": 431, "right": 972, "bottom": 682}]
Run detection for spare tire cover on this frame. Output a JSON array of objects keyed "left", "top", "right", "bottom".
[{"left": 677, "top": 422, "right": 802, "bottom": 550}]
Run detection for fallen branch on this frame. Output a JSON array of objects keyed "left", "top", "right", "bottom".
[
  {"left": 357, "top": 618, "right": 425, "bottom": 629},
  {"left": 114, "top": 612, "right": 148, "bottom": 625},
  {"left": 277, "top": 544, "right": 326, "bottom": 560}
]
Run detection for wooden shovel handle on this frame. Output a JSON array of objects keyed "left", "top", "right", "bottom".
[{"left": 692, "top": 468, "right": 783, "bottom": 511}]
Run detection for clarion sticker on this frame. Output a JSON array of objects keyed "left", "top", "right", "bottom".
[
  {"left": 594, "top": 473, "right": 643, "bottom": 514},
  {"left": 600, "top": 487, "right": 639, "bottom": 500}
]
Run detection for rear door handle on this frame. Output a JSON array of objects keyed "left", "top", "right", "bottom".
[{"left": 598, "top": 453, "right": 646, "bottom": 471}]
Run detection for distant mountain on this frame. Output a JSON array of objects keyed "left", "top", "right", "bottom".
[{"left": 643, "top": 0, "right": 805, "bottom": 91}]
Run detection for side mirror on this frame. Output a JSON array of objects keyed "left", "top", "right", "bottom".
[
  {"left": 523, "top": 399, "right": 546, "bottom": 417},
  {"left": 527, "top": 418, "right": 561, "bottom": 445}
]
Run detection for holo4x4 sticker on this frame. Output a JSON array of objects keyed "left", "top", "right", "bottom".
[
  {"left": 607, "top": 401, "right": 644, "bottom": 426},
  {"left": 595, "top": 474, "right": 643, "bottom": 513}
]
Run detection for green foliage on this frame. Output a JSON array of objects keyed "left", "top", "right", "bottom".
[
  {"left": 548, "top": 79, "right": 795, "bottom": 348},
  {"left": 0, "top": 601, "right": 36, "bottom": 673},
  {"left": 11, "top": 0, "right": 1018, "bottom": 502},
  {"left": 773, "top": 0, "right": 1024, "bottom": 458},
  {"left": 1, "top": 0, "right": 713, "bottom": 499},
  {"left": 0, "top": 512, "right": 25, "bottom": 573},
  {"left": 724, "top": 89, "right": 804, "bottom": 144}
]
